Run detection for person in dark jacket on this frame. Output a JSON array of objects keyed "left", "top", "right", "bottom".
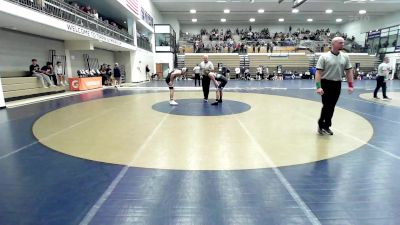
[{"left": 113, "top": 63, "right": 121, "bottom": 87}]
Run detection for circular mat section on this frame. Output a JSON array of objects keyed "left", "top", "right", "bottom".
[
  {"left": 33, "top": 92, "right": 373, "bottom": 170},
  {"left": 152, "top": 99, "right": 251, "bottom": 116},
  {"left": 359, "top": 92, "right": 400, "bottom": 107}
]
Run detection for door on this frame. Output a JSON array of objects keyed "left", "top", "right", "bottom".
[{"left": 156, "top": 63, "right": 163, "bottom": 79}]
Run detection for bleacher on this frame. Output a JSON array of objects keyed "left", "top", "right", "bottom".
[
  {"left": 184, "top": 54, "right": 240, "bottom": 77},
  {"left": 248, "top": 53, "right": 310, "bottom": 76},
  {"left": 348, "top": 54, "right": 378, "bottom": 71},
  {"left": 180, "top": 52, "right": 379, "bottom": 80},
  {"left": 1, "top": 71, "right": 66, "bottom": 102}
]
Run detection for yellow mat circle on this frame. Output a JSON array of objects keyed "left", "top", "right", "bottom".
[
  {"left": 359, "top": 92, "right": 400, "bottom": 107},
  {"left": 33, "top": 92, "right": 373, "bottom": 170}
]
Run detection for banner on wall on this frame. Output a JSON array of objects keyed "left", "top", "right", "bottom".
[
  {"left": 141, "top": 7, "right": 154, "bottom": 27},
  {"left": 126, "top": 0, "right": 140, "bottom": 17},
  {"left": 66, "top": 24, "right": 123, "bottom": 46},
  {"left": 0, "top": 78, "right": 5, "bottom": 108},
  {"left": 367, "top": 30, "right": 381, "bottom": 39}
]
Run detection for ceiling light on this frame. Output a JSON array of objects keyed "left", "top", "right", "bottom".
[
  {"left": 336, "top": 18, "right": 343, "bottom": 22},
  {"left": 279, "top": 18, "right": 284, "bottom": 22},
  {"left": 307, "top": 18, "right": 313, "bottom": 22},
  {"left": 359, "top": 10, "right": 367, "bottom": 14},
  {"left": 192, "top": 18, "right": 197, "bottom": 22},
  {"left": 221, "top": 18, "right": 226, "bottom": 22},
  {"left": 224, "top": 9, "right": 230, "bottom": 13},
  {"left": 249, "top": 18, "right": 255, "bottom": 22},
  {"left": 292, "top": 8, "right": 299, "bottom": 13},
  {"left": 258, "top": 9, "right": 264, "bottom": 13},
  {"left": 325, "top": 9, "right": 333, "bottom": 14},
  {"left": 190, "top": 9, "right": 196, "bottom": 14}
]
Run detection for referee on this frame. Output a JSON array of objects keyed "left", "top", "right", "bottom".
[
  {"left": 199, "top": 55, "right": 214, "bottom": 102},
  {"left": 315, "top": 37, "right": 354, "bottom": 135},
  {"left": 373, "top": 57, "right": 391, "bottom": 100}
]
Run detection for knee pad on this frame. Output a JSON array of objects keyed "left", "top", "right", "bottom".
[{"left": 169, "top": 86, "right": 174, "bottom": 90}]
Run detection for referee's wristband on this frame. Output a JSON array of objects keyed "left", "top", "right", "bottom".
[
  {"left": 348, "top": 82, "right": 353, "bottom": 88},
  {"left": 316, "top": 82, "right": 321, "bottom": 89}
]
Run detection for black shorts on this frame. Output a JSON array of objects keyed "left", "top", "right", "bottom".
[
  {"left": 165, "top": 73, "right": 171, "bottom": 84},
  {"left": 216, "top": 75, "right": 228, "bottom": 89}
]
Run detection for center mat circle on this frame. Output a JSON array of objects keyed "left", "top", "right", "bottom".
[
  {"left": 152, "top": 99, "right": 251, "bottom": 116},
  {"left": 32, "top": 92, "right": 373, "bottom": 170}
]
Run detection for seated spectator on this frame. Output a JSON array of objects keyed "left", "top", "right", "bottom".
[
  {"left": 41, "top": 61, "right": 58, "bottom": 85},
  {"left": 29, "top": 59, "right": 54, "bottom": 88},
  {"left": 106, "top": 64, "right": 113, "bottom": 84}
]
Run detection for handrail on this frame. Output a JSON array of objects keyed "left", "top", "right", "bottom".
[
  {"left": 6, "top": 0, "right": 134, "bottom": 45},
  {"left": 137, "top": 36, "right": 152, "bottom": 52}
]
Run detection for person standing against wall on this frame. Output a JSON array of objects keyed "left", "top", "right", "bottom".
[
  {"left": 199, "top": 55, "right": 214, "bottom": 102},
  {"left": 315, "top": 37, "right": 354, "bottom": 135},
  {"left": 113, "top": 63, "right": 121, "bottom": 87},
  {"left": 145, "top": 65, "right": 150, "bottom": 81}
]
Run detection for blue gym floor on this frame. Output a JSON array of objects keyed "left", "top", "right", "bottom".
[{"left": 1, "top": 79, "right": 400, "bottom": 225}]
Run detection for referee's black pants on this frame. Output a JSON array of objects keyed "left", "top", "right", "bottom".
[
  {"left": 194, "top": 73, "right": 201, "bottom": 86},
  {"left": 318, "top": 79, "right": 341, "bottom": 129},
  {"left": 202, "top": 75, "right": 210, "bottom": 100},
  {"left": 373, "top": 76, "right": 388, "bottom": 98}
]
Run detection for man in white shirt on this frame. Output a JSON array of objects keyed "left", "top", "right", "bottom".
[
  {"left": 199, "top": 55, "right": 214, "bottom": 101},
  {"left": 193, "top": 64, "right": 201, "bottom": 87},
  {"left": 256, "top": 66, "right": 263, "bottom": 80},
  {"left": 235, "top": 67, "right": 240, "bottom": 79},
  {"left": 373, "top": 57, "right": 391, "bottom": 100}
]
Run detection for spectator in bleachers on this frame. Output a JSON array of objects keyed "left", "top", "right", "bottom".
[
  {"left": 29, "top": 59, "right": 54, "bottom": 88},
  {"left": 92, "top": 9, "right": 99, "bottom": 20}
]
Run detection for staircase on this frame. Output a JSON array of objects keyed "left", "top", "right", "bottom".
[
  {"left": 177, "top": 55, "right": 185, "bottom": 70},
  {"left": 307, "top": 54, "right": 317, "bottom": 68},
  {"left": 240, "top": 54, "right": 249, "bottom": 68}
]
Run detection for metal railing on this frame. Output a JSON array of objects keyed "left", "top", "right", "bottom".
[
  {"left": 137, "top": 36, "right": 152, "bottom": 52},
  {"left": 7, "top": 0, "right": 134, "bottom": 45}
]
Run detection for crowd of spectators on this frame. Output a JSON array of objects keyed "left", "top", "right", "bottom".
[
  {"left": 182, "top": 26, "right": 358, "bottom": 53},
  {"left": 66, "top": 1, "right": 128, "bottom": 34},
  {"left": 21, "top": 0, "right": 130, "bottom": 40}
]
